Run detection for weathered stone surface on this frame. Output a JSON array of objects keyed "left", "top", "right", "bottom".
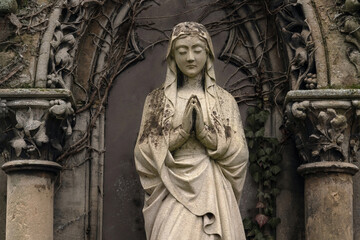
[
  {"left": 311, "top": 0, "right": 359, "bottom": 86},
  {"left": 0, "top": 17, "right": 13, "bottom": 43},
  {"left": 298, "top": 162, "right": 358, "bottom": 240},
  {"left": 2, "top": 160, "right": 61, "bottom": 240},
  {"left": 353, "top": 161, "right": 360, "bottom": 239},
  {"left": 0, "top": 0, "right": 17, "bottom": 14},
  {"left": 0, "top": 156, "right": 6, "bottom": 240},
  {"left": 276, "top": 142, "right": 305, "bottom": 240},
  {"left": 54, "top": 112, "right": 90, "bottom": 240},
  {"left": 0, "top": 52, "right": 15, "bottom": 68}
]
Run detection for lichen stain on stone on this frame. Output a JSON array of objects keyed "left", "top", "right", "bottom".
[{"left": 139, "top": 87, "right": 165, "bottom": 145}]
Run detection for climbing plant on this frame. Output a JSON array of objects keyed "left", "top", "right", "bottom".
[{"left": 242, "top": 104, "right": 282, "bottom": 240}]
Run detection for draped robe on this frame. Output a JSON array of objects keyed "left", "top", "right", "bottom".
[{"left": 134, "top": 82, "right": 248, "bottom": 240}]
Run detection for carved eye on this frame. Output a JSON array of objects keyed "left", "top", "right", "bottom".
[
  {"left": 178, "top": 50, "right": 187, "bottom": 55},
  {"left": 194, "top": 47, "right": 203, "bottom": 54}
]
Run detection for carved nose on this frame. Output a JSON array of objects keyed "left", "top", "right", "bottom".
[{"left": 187, "top": 51, "right": 195, "bottom": 62}]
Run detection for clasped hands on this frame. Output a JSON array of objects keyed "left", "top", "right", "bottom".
[{"left": 182, "top": 95, "right": 205, "bottom": 137}]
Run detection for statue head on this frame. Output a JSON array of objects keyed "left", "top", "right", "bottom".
[{"left": 166, "top": 22, "right": 215, "bottom": 79}]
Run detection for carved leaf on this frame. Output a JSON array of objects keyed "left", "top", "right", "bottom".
[
  {"left": 318, "top": 111, "right": 329, "bottom": 128},
  {"left": 34, "top": 123, "right": 49, "bottom": 146},
  {"left": 309, "top": 134, "right": 320, "bottom": 142},
  {"left": 255, "top": 214, "right": 269, "bottom": 228},
  {"left": 330, "top": 115, "right": 347, "bottom": 132},
  {"left": 25, "top": 119, "right": 42, "bottom": 132},
  {"left": 66, "top": 119, "right": 72, "bottom": 136},
  {"left": 10, "top": 137, "right": 27, "bottom": 157},
  {"left": 326, "top": 109, "right": 337, "bottom": 118},
  {"left": 51, "top": 139, "right": 63, "bottom": 152},
  {"left": 15, "top": 110, "right": 28, "bottom": 129}
]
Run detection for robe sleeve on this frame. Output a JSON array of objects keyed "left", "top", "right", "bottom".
[
  {"left": 207, "top": 94, "right": 249, "bottom": 202},
  {"left": 168, "top": 126, "right": 190, "bottom": 152},
  {"left": 197, "top": 124, "right": 218, "bottom": 150},
  {"left": 134, "top": 94, "right": 162, "bottom": 196}
]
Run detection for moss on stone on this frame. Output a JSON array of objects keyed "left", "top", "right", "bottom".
[
  {"left": 323, "top": 84, "right": 360, "bottom": 90},
  {"left": 0, "top": 0, "right": 18, "bottom": 14}
]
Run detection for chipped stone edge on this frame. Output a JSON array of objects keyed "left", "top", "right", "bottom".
[
  {"left": 2, "top": 160, "right": 62, "bottom": 174},
  {"left": 298, "top": 161, "right": 359, "bottom": 176},
  {"left": 0, "top": 88, "right": 76, "bottom": 108},
  {"left": 285, "top": 89, "right": 360, "bottom": 105}
]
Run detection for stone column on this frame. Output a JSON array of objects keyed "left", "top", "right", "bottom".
[
  {"left": 2, "top": 160, "right": 61, "bottom": 240},
  {"left": 298, "top": 162, "right": 358, "bottom": 240},
  {"left": 285, "top": 89, "right": 360, "bottom": 240},
  {"left": 0, "top": 89, "right": 75, "bottom": 240}
]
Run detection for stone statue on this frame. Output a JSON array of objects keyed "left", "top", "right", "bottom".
[{"left": 134, "top": 22, "right": 248, "bottom": 240}]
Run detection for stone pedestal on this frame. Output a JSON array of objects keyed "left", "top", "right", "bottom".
[
  {"left": 298, "top": 162, "right": 358, "bottom": 240},
  {"left": 2, "top": 160, "right": 61, "bottom": 240}
]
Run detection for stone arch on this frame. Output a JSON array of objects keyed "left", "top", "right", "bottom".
[{"left": 71, "top": 1, "right": 315, "bottom": 239}]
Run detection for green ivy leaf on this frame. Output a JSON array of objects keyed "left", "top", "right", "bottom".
[
  {"left": 268, "top": 217, "right": 281, "bottom": 228},
  {"left": 265, "top": 147, "right": 272, "bottom": 155},
  {"left": 264, "top": 170, "right": 272, "bottom": 179},
  {"left": 249, "top": 153, "right": 257, "bottom": 163},
  {"left": 256, "top": 110, "right": 269, "bottom": 124},
  {"left": 246, "top": 130, "right": 254, "bottom": 138},
  {"left": 258, "top": 149, "right": 266, "bottom": 156},
  {"left": 258, "top": 156, "right": 267, "bottom": 163},
  {"left": 265, "top": 207, "right": 273, "bottom": 215},
  {"left": 253, "top": 172, "right": 261, "bottom": 183},
  {"left": 257, "top": 190, "right": 264, "bottom": 199},
  {"left": 264, "top": 180, "right": 271, "bottom": 188},
  {"left": 243, "top": 218, "right": 253, "bottom": 230},
  {"left": 264, "top": 193, "right": 271, "bottom": 199},
  {"left": 247, "top": 114, "right": 257, "bottom": 127},
  {"left": 255, "top": 127, "right": 265, "bottom": 137},
  {"left": 248, "top": 139, "right": 254, "bottom": 148},
  {"left": 250, "top": 164, "right": 261, "bottom": 175},
  {"left": 270, "top": 153, "right": 282, "bottom": 164},
  {"left": 247, "top": 106, "right": 257, "bottom": 115},
  {"left": 270, "top": 165, "right": 281, "bottom": 175},
  {"left": 271, "top": 188, "right": 280, "bottom": 196},
  {"left": 266, "top": 235, "right": 276, "bottom": 240}
]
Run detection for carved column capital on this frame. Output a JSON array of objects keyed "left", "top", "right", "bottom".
[
  {"left": 0, "top": 88, "right": 75, "bottom": 162},
  {"left": 285, "top": 89, "right": 360, "bottom": 164}
]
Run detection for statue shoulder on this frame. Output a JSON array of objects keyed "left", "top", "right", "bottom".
[
  {"left": 215, "top": 85, "right": 237, "bottom": 106},
  {"left": 145, "top": 86, "right": 165, "bottom": 104}
]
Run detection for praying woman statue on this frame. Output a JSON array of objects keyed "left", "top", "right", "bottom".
[{"left": 134, "top": 22, "right": 249, "bottom": 240}]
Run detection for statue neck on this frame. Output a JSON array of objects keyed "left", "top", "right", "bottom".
[{"left": 182, "top": 74, "right": 203, "bottom": 90}]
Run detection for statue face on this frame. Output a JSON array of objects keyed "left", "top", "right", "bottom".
[{"left": 173, "top": 35, "right": 207, "bottom": 78}]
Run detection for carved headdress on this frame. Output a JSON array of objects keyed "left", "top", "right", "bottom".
[{"left": 164, "top": 22, "right": 218, "bottom": 120}]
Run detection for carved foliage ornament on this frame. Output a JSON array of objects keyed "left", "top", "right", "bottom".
[
  {"left": 286, "top": 100, "right": 359, "bottom": 163},
  {"left": 335, "top": 0, "right": 360, "bottom": 76},
  {"left": 0, "top": 98, "right": 74, "bottom": 161},
  {"left": 276, "top": 2, "right": 317, "bottom": 90}
]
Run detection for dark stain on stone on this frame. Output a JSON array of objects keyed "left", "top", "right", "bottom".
[
  {"left": 225, "top": 125, "right": 231, "bottom": 138},
  {"left": 139, "top": 87, "right": 165, "bottom": 145}
]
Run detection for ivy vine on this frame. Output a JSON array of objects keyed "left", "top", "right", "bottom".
[{"left": 242, "top": 103, "right": 282, "bottom": 240}]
